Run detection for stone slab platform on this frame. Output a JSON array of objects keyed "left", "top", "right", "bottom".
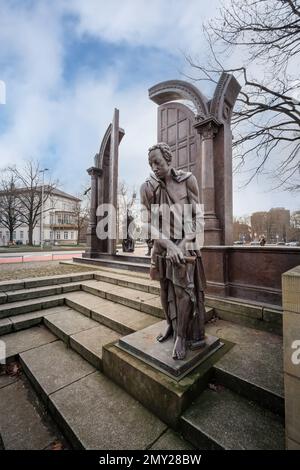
[
  {"left": 19, "top": 340, "right": 95, "bottom": 403},
  {"left": 65, "top": 291, "right": 159, "bottom": 335},
  {"left": 0, "top": 325, "right": 57, "bottom": 361},
  {"left": 181, "top": 387, "right": 285, "bottom": 450},
  {"left": 48, "top": 371, "right": 167, "bottom": 450},
  {"left": 103, "top": 338, "right": 232, "bottom": 428},
  {"left": 206, "top": 319, "right": 284, "bottom": 415},
  {"left": 118, "top": 321, "right": 222, "bottom": 380},
  {"left": 0, "top": 379, "right": 58, "bottom": 450},
  {"left": 17, "top": 333, "right": 169, "bottom": 450}
]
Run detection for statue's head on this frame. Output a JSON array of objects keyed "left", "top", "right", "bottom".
[{"left": 148, "top": 142, "right": 173, "bottom": 179}]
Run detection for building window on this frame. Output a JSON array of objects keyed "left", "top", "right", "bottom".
[
  {"left": 56, "top": 232, "right": 60, "bottom": 240},
  {"left": 13, "top": 231, "right": 16, "bottom": 240},
  {"left": 50, "top": 231, "right": 53, "bottom": 239},
  {"left": 0, "top": 231, "right": 2, "bottom": 239},
  {"left": 20, "top": 231, "right": 24, "bottom": 239},
  {"left": 64, "top": 232, "right": 68, "bottom": 240},
  {"left": 70, "top": 232, "right": 74, "bottom": 239},
  {"left": 6, "top": 231, "right": 9, "bottom": 239}
]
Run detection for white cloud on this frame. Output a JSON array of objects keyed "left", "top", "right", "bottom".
[
  {"left": 0, "top": 0, "right": 298, "bottom": 217},
  {"left": 46, "top": 73, "right": 158, "bottom": 194},
  {"left": 60, "top": 0, "right": 218, "bottom": 55}
]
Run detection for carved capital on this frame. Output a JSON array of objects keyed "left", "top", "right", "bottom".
[
  {"left": 194, "top": 116, "right": 221, "bottom": 140},
  {"left": 87, "top": 166, "right": 102, "bottom": 178}
]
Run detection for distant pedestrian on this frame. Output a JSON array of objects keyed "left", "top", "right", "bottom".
[{"left": 259, "top": 235, "right": 266, "bottom": 246}]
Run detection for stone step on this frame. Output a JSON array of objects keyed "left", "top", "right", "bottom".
[
  {"left": 62, "top": 260, "right": 150, "bottom": 280},
  {"left": 180, "top": 387, "right": 285, "bottom": 450},
  {"left": 93, "top": 270, "right": 214, "bottom": 320},
  {"left": 0, "top": 272, "right": 95, "bottom": 293},
  {"left": 90, "top": 271, "right": 281, "bottom": 333},
  {"left": 0, "top": 325, "right": 57, "bottom": 362},
  {"left": 64, "top": 291, "right": 159, "bottom": 335},
  {"left": 0, "top": 306, "right": 72, "bottom": 335},
  {"left": 80, "top": 279, "right": 214, "bottom": 321},
  {"left": 19, "top": 339, "right": 171, "bottom": 449},
  {"left": 81, "top": 279, "right": 163, "bottom": 317},
  {"left": 0, "top": 378, "right": 63, "bottom": 450},
  {"left": 75, "top": 256, "right": 150, "bottom": 273},
  {"left": 44, "top": 307, "right": 121, "bottom": 369},
  {"left": 69, "top": 262, "right": 283, "bottom": 334},
  {"left": 205, "top": 295, "right": 283, "bottom": 336},
  {"left": 94, "top": 271, "right": 160, "bottom": 295},
  {"left": 206, "top": 319, "right": 284, "bottom": 416},
  {"left": 4, "top": 282, "right": 81, "bottom": 304},
  {"left": 0, "top": 294, "right": 65, "bottom": 319}
]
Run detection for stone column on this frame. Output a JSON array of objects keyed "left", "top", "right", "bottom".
[
  {"left": 194, "top": 117, "right": 221, "bottom": 245},
  {"left": 282, "top": 265, "right": 300, "bottom": 449},
  {"left": 107, "top": 109, "right": 119, "bottom": 255},
  {"left": 85, "top": 166, "right": 102, "bottom": 257}
]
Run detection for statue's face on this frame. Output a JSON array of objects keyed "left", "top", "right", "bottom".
[{"left": 149, "top": 148, "right": 170, "bottom": 179}]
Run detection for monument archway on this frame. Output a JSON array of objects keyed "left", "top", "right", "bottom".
[
  {"left": 149, "top": 74, "right": 241, "bottom": 245},
  {"left": 157, "top": 102, "right": 202, "bottom": 199},
  {"left": 84, "top": 73, "right": 241, "bottom": 259},
  {"left": 85, "top": 108, "right": 125, "bottom": 257}
]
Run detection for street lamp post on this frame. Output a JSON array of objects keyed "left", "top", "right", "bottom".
[{"left": 40, "top": 168, "right": 49, "bottom": 249}]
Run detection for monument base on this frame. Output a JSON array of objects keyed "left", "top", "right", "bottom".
[
  {"left": 118, "top": 321, "right": 223, "bottom": 381},
  {"left": 103, "top": 322, "right": 230, "bottom": 428}
]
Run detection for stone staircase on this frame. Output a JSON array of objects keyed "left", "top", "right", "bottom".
[{"left": 0, "top": 265, "right": 285, "bottom": 449}]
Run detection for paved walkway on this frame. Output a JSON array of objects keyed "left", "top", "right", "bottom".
[
  {"left": 0, "top": 245, "right": 149, "bottom": 264},
  {"left": 0, "top": 359, "right": 70, "bottom": 450},
  {"left": 0, "top": 251, "right": 83, "bottom": 265}
]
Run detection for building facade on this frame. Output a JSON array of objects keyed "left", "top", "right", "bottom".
[
  {"left": 0, "top": 188, "right": 81, "bottom": 246},
  {"left": 251, "top": 207, "right": 291, "bottom": 242}
]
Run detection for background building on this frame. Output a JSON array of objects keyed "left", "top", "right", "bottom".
[
  {"left": 0, "top": 188, "right": 81, "bottom": 246},
  {"left": 251, "top": 207, "right": 291, "bottom": 243},
  {"left": 233, "top": 219, "right": 252, "bottom": 242}
]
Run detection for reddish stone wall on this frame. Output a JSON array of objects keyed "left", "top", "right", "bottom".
[{"left": 202, "top": 246, "right": 300, "bottom": 305}]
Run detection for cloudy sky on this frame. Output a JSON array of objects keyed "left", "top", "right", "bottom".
[{"left": 0, "top": 0, "right": 298, "bottom": 216}]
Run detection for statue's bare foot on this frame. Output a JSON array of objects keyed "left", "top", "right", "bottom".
[
  {"left": 157, "top": 324, "right": 173, "bottom": 342},
  {"left": 172, "top": 336, "right": 186, "bottom": 360}
]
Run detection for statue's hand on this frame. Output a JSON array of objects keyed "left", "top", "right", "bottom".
[{"left": 166, "top": 243, "right": 185, "bottom": 265}]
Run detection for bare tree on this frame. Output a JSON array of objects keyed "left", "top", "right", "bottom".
[
  {"left": 74, "top": 189, "right": 90, "bottom": 245},
  {"left": 117, "top": 181, "right": 137, "bottom": 242},
  {"left": 186, "top": 0, "right": 300, "bottom": 191},
  {"left": 0, "top": 171, "right": 23, "bottom": 244},
  {"left": 9, "top": 160, "right": 58, "bottom": 245}
]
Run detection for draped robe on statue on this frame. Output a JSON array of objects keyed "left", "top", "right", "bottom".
[{"left": 140, "top": 168, "right": 206, "bottom": 346}]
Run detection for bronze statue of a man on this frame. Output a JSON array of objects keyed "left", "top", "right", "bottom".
[{"left": 140, "top": 142, "right": 206, "bottom": 360}]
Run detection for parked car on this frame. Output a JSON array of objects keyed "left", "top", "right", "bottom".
[
  {"left": 250, "top": 241, "right": 260, "bottom": 246},
  {"left": 286, "top": 241, "right": 300, "bottom": 246},
  {"left": 15, "top": 240, "right": 23, "bottom": 245},
  {"left": 233, "top": 240, "right": 244, "bottom": 245},
  {"left": 276, "top": 241, "right": 285, "bottom": 246}
]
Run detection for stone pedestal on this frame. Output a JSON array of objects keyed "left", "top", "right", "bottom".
[
  {"left": 282, "top": 266, "right": 300, "bottom": 450},
  {"left": 102, "top": 321, "right": 228, "bottom": 428},
  {"left": 118, "top": 321, "right": 222, "bottom": 380}
]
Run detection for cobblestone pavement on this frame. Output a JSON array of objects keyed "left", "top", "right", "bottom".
[{"left": 0, "top": 261, "right": 93, "bottom": 281}]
